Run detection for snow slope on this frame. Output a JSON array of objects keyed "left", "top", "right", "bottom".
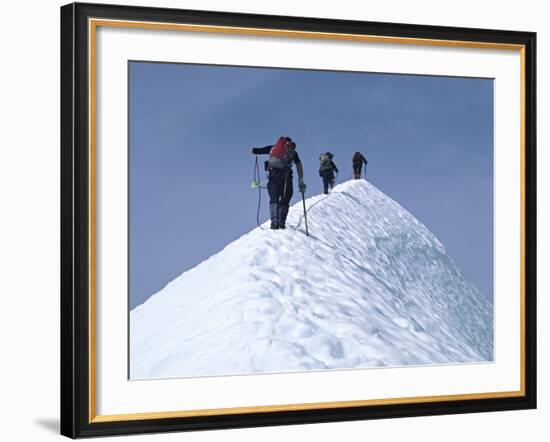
[{"left": 130, "top": 180, "right": 493, "bottom": 379}]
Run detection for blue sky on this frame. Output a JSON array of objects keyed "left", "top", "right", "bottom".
[{"left": 129, "top": 61, "right": 493, "bottom": 310}]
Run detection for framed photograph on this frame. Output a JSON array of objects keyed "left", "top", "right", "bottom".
[{"left": 60, "top": 2, "right": 536, "bottom": 438}]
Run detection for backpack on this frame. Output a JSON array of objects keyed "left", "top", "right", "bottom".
[
  {"left": 268, "top": 137, "right": 293, "bottom": 169},
  {"left": 270, "top": 137, "right": 291, "bottom": 160},
  {"left": 319, "top": 152, "right": 334, "bottom": 172}
]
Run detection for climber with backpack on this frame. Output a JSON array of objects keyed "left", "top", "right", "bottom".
[
  {"left": 251, "top": 136, "right": 306, "bottom": 230},
  {"left": 352, "top": 151, "right": 368, "bottom": 179},
  {"left": 319, "top": 152, "right": 338, "bottom": 195}
]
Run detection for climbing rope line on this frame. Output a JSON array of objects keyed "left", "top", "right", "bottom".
[
  {"left": 253, "top": 156, "right": 267, "bottom": 230},
  {"left": 290, "top": 194, "right": 331, "bottom": 231}
]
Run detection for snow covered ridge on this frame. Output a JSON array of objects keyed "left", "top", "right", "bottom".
[{"left": 130, "top": 180, "right": 493, "bottom": 380}]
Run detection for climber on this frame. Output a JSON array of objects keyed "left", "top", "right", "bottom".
[
  {"left": 352, "top": 151, "right": 368, "bottom": 179},
  {"left": 251, "top": 136, "right": 306, "bottom": 230},
  {"left": 319, "top": 152, "right": 338, "bottom": 194}
]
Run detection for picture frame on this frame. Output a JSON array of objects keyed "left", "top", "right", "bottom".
[{"left": 60, "top": 2, "right": 536, "bottom": 438}]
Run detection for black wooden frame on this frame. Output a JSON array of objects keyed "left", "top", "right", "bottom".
[{"left": 61, "top": 2, "right": 537, "bottom": 438}]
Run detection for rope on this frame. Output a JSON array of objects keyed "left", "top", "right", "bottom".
[
  {"left": 253, "top": 156, "right": 266, "bottom": 229},
  {"left": 290, "top": 194, "right": 330, "bottom": 230},
  {"left": 291, "top": 168, "right": 339, "bottom": 230}
]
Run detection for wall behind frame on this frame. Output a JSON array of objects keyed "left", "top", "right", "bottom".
[{"left": 0, "top": 0, "right": 546, "bottom": 441}]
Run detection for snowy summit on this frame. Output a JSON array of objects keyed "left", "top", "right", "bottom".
[{"left": 130, "top": 180, "right": 493, "bottom": 380}]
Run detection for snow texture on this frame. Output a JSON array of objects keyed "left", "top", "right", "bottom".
[{"left": 130, "top": 180, "right": 493, "bottom": 380}]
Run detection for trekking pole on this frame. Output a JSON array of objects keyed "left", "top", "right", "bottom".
[
  {"left": 363, "top": 163, "right": 367, "bottom": 180},
  {"left": 300, "top": 189, "right": 309, "bottom": 236}
]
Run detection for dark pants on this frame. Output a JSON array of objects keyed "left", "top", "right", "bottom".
[
  {"left": 353, "top": 163, "right": 362, "bottom": 179},
  {"left": 321, "top": 170, "right": 335, "bottom": 194},
  {"left": 267, "top": 168, "right": 293, "bottom": 227}
]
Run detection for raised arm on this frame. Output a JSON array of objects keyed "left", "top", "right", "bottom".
[{"left": 251, "top": 145, "right": 273, "bottom": 155}]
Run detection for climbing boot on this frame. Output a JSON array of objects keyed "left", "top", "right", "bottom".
[
  {"left": 279, "top": 205, "right": 289, "bottom": 229},
  {"left": 269, "top": 203, "right": 279, "bottom": 229}
]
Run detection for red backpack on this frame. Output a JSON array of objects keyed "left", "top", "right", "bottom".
[{"left": 270, "top": 137, "right": 291, "bottom": 160}]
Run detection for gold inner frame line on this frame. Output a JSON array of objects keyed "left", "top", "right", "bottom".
[
  {"left": 88, "top": 18, "right": 527, "bottom": 423},
  {"left": 90, "top": 18, "right": 525, "bottom": 50}
]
